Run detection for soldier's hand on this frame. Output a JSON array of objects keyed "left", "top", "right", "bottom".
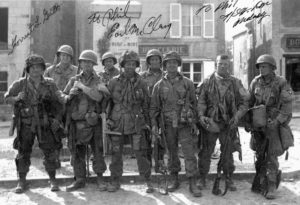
[
  {"left": 69, "top": 87, "right": 80, "bottom": 98},
  {"left": 244, "top": 123, "right": 253, "bottom": 133},
  {"left": 74, "top": 81, "right": 84, "bottom": 90},
  {"left": 107, "top": 119, "right": 114, "bottom": 130},
  {"left": 152, "top": 125, "right": 159, "bottom": 136},
  {"left": 144, "top": 124, "right": 151, "bottom": 131},
  {"left": 199, "top": 116, "right": 210, "bottom": 128},
  {"left": 229, "top": 116, "right": 239, "bottom": 129},
  {"left": 191, "top": 123, "right": 198, "bottom": 135},
  {"left": 15, "top": 91, "right": 25, "bottom": 102},
  {"left": 267, "top": 118, "right": 280, "bottom": 128}
]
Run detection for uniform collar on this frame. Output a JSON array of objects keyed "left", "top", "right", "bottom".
[
  {"left": 118, "top": 72, "right": 140, "bottom": 82},
  {"left": 257, "top": 72, "right": 276, "bottom": 85},
  {"left": 147, "top": 68, "right": 163, "bottom": 76},
  {"left": 55, "top": 63, "right": 73, "bottom": 74},
  {"left": 79, "top": 70, "right": 97, "bottom": 81},
  {"left": 163, "top": 71, "right": 183, "bottom": 80},
  {"left": 214, "top": 72, "right": 230, "bottom": 80},
  {"left": 104, "top": 66, "right": 119, "bottom": 76}
]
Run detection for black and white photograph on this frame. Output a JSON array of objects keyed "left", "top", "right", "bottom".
[{"left": 0, "top": 0, "right": 299, "bottom": 204}]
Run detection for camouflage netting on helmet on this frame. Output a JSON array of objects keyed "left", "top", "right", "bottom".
[
  {"left": 119, "top": 50, "right": 140, "bottom": 67},
  {"left": 162, "top": 51, "right": 182, "bottom": 67}
]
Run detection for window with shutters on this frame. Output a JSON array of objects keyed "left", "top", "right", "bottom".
[
  {"left": 170, "top": 3, "right": 181, "bottom": 38},
  {"left": 203, "top": 4, "right": 214, "bottom": 38},
  {"left": 170, "top": 3, "right": 214, "bottom": 38},
  {"left": 0, "top": 8, "right": 8, "bottom": 50}
]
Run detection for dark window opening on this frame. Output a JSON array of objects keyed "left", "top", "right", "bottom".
[
  {"left": 286, "top": 58, "right": 300, "bottom": 92},
  {"left": 0, "top": 8, "right": 8, "bottom": 50},
  {"left": 0, "top": 71, "right": 8, "bottom": 104}
]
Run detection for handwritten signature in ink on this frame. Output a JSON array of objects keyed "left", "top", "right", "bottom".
[
  {"left": 88, "top": 0, "right": 172, "bottom": 39},
  {"left": 8, "top": 3, "right": 62, "bottom": 55},
  {"left": 107, "top": 15, "right": 172, "bottom": 39},
  {"left": 195, "top": 0, "right": 271, "bottom": 27}
]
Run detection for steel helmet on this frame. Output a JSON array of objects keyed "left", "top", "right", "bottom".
[
  {"left": 101, "top": 52, "right": 117, "bottom": 66},
  {"left": 256, "top": 54, "right": 276, "bottom": 69},
  {"left": 78, "top": 50, "right": 98, "bottom": 65},
  {"left": 162, "top": 51, "right": 182, "bottom": 67},
  {"left": 25, "top": 54, "right": 46, "bottom": 72},
  {"left": 119, "top": 50, "right": 140, "bottom": 67},
  {"left": 146, "top": 49, "right": 162, "bottom": 64},
  {"left": 57, "top": 45, "right": 74, "bottom": 57}
]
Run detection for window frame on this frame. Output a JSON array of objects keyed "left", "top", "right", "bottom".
[
  {"left": 170, "top": 3, "right": 214, "bottom": 38},
  {"left": 170, "top": 3, "right": 182, "bottom": 38},
  {"left": 0, "top": 7, "right": 9, "bottom": 50},
  {"left": 203, "top": 3, "right": 215, "bottom": 38},
  {"left": 181, "top": 61, "right": 203, "bottom": 84}
]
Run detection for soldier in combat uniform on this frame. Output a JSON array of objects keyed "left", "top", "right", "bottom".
[
  {"left": 98, "top": 52, "right": 120, "bottom": 85},
  {"left": 5, "top": 54, "right": 67, "bottom": 193},
  {"left": 64, "top": 50, "right": 110, "bottom": 192},
  {"left": 106, "top": 50, "right": 153, "bottom": 193},
  {"left": 197, "top": 54, "right": 249, "bottom": 192},
  {"left": 44, "top": 45, "right": 78, "bottom": 91},
  {"left": 247, "top": 54, "right": 294, "bottom": 199},
  {"left": 150, "top": 51, "right": 202, "bottom": 197},
  {"left": 140, "top": 49, "right": 164, "bottom": 167}
]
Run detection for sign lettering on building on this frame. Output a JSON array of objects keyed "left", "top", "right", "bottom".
[
  {"left": 109, "top": 35, "right": 138, "bottom": 60},
  {"left": 139, "top": 45, "right": 189, "bottom": 56},
  {"left": 287, "top": 37, "right": 300, "bottom": 48}
]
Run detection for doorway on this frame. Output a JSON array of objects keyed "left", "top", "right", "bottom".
[{"left": 285, "top": 56, "right": 300, "bottom": 93}]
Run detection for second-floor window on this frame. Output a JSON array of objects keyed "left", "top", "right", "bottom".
[{"left": 170, "top": 3, "right": 214, "bottom": 38}]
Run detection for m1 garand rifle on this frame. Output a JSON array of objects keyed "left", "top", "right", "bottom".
[
  {"left": 100, "top": 113, "right": 122, "bottom": 156},
  {"left": 153, "top": 114, "right": 169, "bottom": 195},
  {"left": 212, "top": 126, "right": 240, "bottom": 196},
  {"left": 9, "top": 71, "right": 28, "bottom": 137}
]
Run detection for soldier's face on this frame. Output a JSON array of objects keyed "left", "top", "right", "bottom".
[
  {"left": 216, "top": 59, "right": 230, "bottom": 77},
  {"left": 166, "top": 59, "right": 178, "bottom": 73},
  {"left": 149, "top": 56, "right": 161, "bottom": 69},
  {"left": 259, "top": 63, "right": 273, "bottom": 76},
  {"left": 28, "top": 64, "right": 44, "bottom": 78},
  {"left": 123, "top": 60, "right": 137, "bottom": 75},
  {"left": 80, "top": 60, "right": 94, "bottom": 74},
  {"left": 59, "top": 53, "right": 71, "bottom": 64},
  {"left": 104, "top": 58, "right": 115, "bottom": 70}
]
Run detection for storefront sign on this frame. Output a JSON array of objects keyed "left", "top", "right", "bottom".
[
  {"left": 109, "top": 35, "right": 138, "bottom": 60},
  {"left": 287, "top": 37, "right": 300, "bottom": 48},
  {"left": 139, "top": 45, "right": 189, "bottom": 56}
]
